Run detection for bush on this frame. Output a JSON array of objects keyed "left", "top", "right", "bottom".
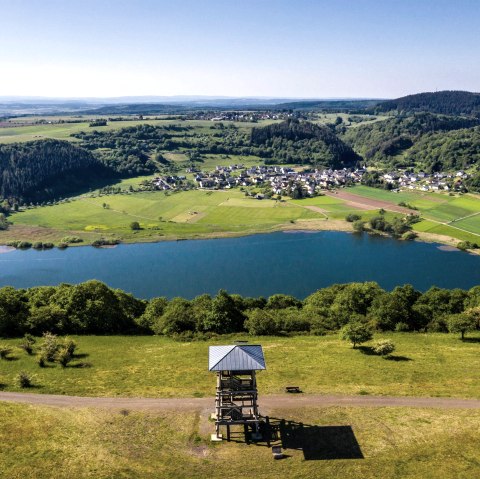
[
  {"left": 0, "top": 345, "right": 12, "bottom": 359},
  {"left": 33, "top": 241, "right": 44, "bottom": 250},
  {"left": 39, "top": 332, "right": 60, "bottom": 361},
  {"left": 402, "top": 231, "right": 417, "bottom": 241},
  {"left": 63, "top": 338, "right": 77, "bottom": 356},
  {"left": 345, "top": 213, "right": 361, "bottom": 222},
  {"left": 245, "top": 309, "right": 279, "bottom": 335},
  {"left": 19, "top": 334, "right": 36, "bottom": 354},
  {"left": 37, "top": 354, "right": 47, "bottom": 368},
  {"left": 61, "top": 236, "right": 83, "bottom": 244},
  {"left": 395, "top": 322, "right": 410, "bottom": 332},
  {"left": 352, "top": 220, "right": 366, "bottom": 233},
  {"left": 56, "top": 346, "right": 72, "bottom": 367},
  {"left": 372, "top": 339, "right": 395, "bottom": 356},
  {"left": 16, "top": 371, "right": 33, "bottom": 388},
  {"left": 130, "top": 221, "right": 141, "bottom": 230}
]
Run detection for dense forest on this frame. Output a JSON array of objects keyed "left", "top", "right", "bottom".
[
  {"left": 0, "top": 280, "right": 479, "bottom": 338},
  {"left": 404, "top": 127, "right": 480, "bottom": 172},
  {"left": 343, "top": 113, "right": 480, "bottom": 168},
  {"left": 373, "top": 91, "right": 480, "bottom": 116},
  {"left": 0, "top": 139, "right": 106, "bottom": 201},
  {"left": 251, "top": 119, "right": 361, "bottom": 167}
]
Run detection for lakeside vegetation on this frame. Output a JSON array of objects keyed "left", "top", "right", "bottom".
[{"left": 1, "top": 280, "right": 479, "bottom": 340}]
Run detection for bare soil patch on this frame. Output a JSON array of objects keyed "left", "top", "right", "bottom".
[{"left": 325, "top": 191, "right": 417, "bottom": 214}]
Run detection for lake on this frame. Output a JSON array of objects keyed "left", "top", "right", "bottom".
[{"left": 1, "top": 231, "right": 479, "bottom": 298}]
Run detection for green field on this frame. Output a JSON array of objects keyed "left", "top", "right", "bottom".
[
  {"left": 1, "top": 402, "right": 478, "bottom": 479},
  {"left": 1, "top": 333, "right": 479, "bottom": 398},
  {"left": 346, "top": 186, "right": 480, "bottom": 241},
  {"left": 0, "top": 117, "right": 280, "bottom": 144},
  {"left": 3, "top": 189, "right": 323, "bottom": 244}
]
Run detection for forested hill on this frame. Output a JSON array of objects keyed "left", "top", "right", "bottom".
[
  {"left": 373, "top": 91, "right": 480, "bottom": 116},
  {"left": 0, "top": 139, "right": 106, "bottom": 201},
  {"left": 250, "top": 119, "right": 361, "bottom": 168},
  {"left": 342, "top": 113, "right": 480, "bottom": 167}
]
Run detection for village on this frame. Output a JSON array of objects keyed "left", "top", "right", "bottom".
[{"left": 148, "top": 163, "right": 472, "bottom": 197}]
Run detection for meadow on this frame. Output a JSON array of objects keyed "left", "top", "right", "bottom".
[
  {"left": 4, "top": 189, "right": 324, "bottom": 244},
  {"left": 1, "top": 333, "right": 479, "bottom": 398},
  {"left": 1, "top": 401, "right": 478, "bottom": 479}
]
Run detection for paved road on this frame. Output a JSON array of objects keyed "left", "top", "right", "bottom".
[{"left": 1, "top": 392, "right": 480, "bottom": 410}]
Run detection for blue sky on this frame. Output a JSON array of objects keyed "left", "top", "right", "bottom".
[{"left": 0, "top": 0, "right": 479, "bottom": 98}]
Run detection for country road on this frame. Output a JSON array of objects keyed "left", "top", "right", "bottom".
[{"left": 1, "top": 391, "right": 480, "bottom": 411}]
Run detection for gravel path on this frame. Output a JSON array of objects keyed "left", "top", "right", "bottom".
[{"left": 1, "top": 392, "right": 480, "bottom": 411}]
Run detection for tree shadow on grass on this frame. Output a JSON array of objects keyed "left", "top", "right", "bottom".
[
  {"left": 385, "top": 355, "right": 412, "bottom": 362},
  {"left": 461, "top": 337, "right": 480, "bottom": 343},
  {"left": 3, "top": 356, "right": 20, "bottom": 361},
  {"left": 0, "top": 383, "right": 6, "bottom": 390},
  {"left": 227, "top": 417, "right": 364, "bottom": 461},
  {"left": 73, "top": 353, "right": 90, "bottom": 359},
  {"left": 357, "top": 346, "right": 376, "bottom": 356},
  {"left": 69, "top": 361, "right": 93, "bottom": 368}
]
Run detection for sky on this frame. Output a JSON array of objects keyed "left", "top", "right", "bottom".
[{"left": 0, "top": 0, "right": 479, "bottom": 99}]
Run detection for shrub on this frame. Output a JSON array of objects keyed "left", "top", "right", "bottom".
[
  {"left": 37, "top": 354, "right": 47, "bottom": 368},
  {"left": 345, "top": 213, "right": 361, "bottom": 222},
  {"left": 245, "top": 309, "right": 279, "bottom": 336},
  {"left": 57, "top": 242, "right": 69, "bottom": 249},
  {"left": 402, "top": 231, "right": 417, "bottom": 241},
  {"left": 352, "top": 220, "right": 366, "bottom": 233},
  {"left": 56, "top": 346, "right": 72, "bottom": 368},
  {"left": 17, "top": 241, "right": 32, "bottom": 249},
  {"left": 61, "top": 236, "right": 83, "bottom": 244},
  {"left": 395, "top": 322, "right": 410, "bottom": 332},
  {"left": 372, "top": 339, "right": 396, "bottom": 356},
  {"left": 16, "top": 371, "right": 33, "bottom": 388},
  {"left": 0, "top": 345, "right": 12, "bottom": 359},
  {"left": 19, "top": 334, "right": 36, "bottom": 354},
  {"left": 33, "top": 241, "right": 44, "bottom": 250},
  {"left": 63, "top": 338, "right": 77, "bottom": 356},
  {"left": 43, "top": 242, "right": 54, "bottom": 249},
  {"left": 130, "top": 221, "right": 141, "bottom": 230},
  {"left": 40, "top": 332, "right": 60, "bottom": 361}
]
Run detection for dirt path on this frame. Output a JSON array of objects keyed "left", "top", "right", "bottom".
[
  {"left": 324, "top": 190, "right": 418, "bottom": 214},
  {"left": 1, "top": 391, "right": 480, "bottom": 411}
]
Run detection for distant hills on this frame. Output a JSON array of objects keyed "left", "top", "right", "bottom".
[{"left": 373, "top": 91, "right": 480, "bottom": 116}]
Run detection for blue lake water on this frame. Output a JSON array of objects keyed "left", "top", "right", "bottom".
[{"left": 0, "top": 231, "right": 479, "bottom": 298}]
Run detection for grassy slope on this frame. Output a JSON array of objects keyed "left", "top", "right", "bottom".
[
  {"left": 0, "top": 402, "right": 479, "bottom": 479},
  {"left": 4, "top": 190, "right": 322, "bottom": 244},
  {"left": 1, "top": 333, "right": 479, "bottom": 398}
]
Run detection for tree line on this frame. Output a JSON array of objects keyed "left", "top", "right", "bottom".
[{"left": 1, "top": 280, "right": 479, "bottom": 339}]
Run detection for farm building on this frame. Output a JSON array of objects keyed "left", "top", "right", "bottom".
[{"left": 209, "top": 344, "right": 266, "bottom": 441}]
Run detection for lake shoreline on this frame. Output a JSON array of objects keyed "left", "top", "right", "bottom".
[{"left": 1, "top": 218, "right": 478, "bottom": 255}]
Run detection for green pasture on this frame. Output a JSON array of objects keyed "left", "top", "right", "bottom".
[
  {"left": 1, "top": 333, "right": 479, "bottom": 398},
  {"left": 7, "top": 189, "right": 323, "bottom": 242},
  {"left": 1, "top": 402, "right": 478, "bottom": 479},
  {"left": 0, "top": 117, "right": 279, "bottom": 144}
]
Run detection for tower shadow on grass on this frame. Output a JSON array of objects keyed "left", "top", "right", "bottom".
[{"left": 227, "top": 417, "right": 364, "bottom": 461}]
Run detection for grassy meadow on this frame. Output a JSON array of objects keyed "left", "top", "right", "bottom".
[
  {"left": 3, "top": 189, "right": 324, "bottom": 244},
  {"left": 1, "top": 401, "right": 478, "bottom": 479},
  {"left": 1, "top": 333, "right": 479, "bottom": 398}
]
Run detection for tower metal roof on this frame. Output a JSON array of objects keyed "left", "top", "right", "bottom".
[{"left": 208, "top": 344, "right": 266, "bottom": 371}]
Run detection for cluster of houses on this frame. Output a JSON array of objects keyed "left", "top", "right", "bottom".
[
  {"left": 147, "top": 164, "right": 472, "bottom": 196},
  {"left": 383, "top": 170, "right": 470, "bottom": 191},
  {"left": 148, "top": 165, "right": 366, "bottom": 196},
  {"left": 186, "top": 111, "right": 293, "bottom": 122}
]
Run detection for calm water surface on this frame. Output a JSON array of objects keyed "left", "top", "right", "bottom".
[{"left": 1, "top": 231, "right": 479, "bottom": 298}]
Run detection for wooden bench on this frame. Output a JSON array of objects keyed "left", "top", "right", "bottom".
[{"left": 285, "top": 386, "right": 301, "bottom": 393}]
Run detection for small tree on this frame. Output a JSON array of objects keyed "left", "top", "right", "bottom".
[
  {"left": 352, "top": 220, "right": 366, "bottom": 233},
  {"left": 19, "top": 334, "right": 36, "bottom": 355},
  {"left": 372, "top": 339, "right": 395, "bottom": 357},
  {"left": 40, "top": 332, "right": 60, "bottom": 361},
  {"left": 16, "top": 371, "right": 34, "bottom": 388},
  {"left": 56, "top": 346, "right": 72, "bottom": 368},
  {"left": 447, "top": 313, "right": 477, "bottom": 340},
  {"left": 130, "top": 221, "right": 141, "bottom": 230},
  {"left": 340, "top": 321, "right": 373, "bottom": 348},
  {"left": 345, "top": 213, "right": 361, "bottom": 223}
]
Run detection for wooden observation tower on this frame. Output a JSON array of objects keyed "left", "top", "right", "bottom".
[{"left": 209, "top": 344, "right": 266, "bottom": 441}]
